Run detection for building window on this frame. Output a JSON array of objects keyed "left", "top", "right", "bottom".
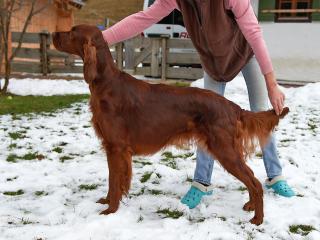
[{"left": 275, "top": 0, "right": 313, "bottom": 22}]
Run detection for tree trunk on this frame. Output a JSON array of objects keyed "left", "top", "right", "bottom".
[
  {"left": 1, "top": 60, "right": 10, "bottom": 94},
  {"left": 0, "top": 25, "right": 9, "bottom": 95},
  {"left": 0, "top": 29, "right": 3, "bottom": 74}
]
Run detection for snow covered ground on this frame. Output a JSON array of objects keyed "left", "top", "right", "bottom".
[
  {"left": 0, "top": 76, "right": 319, "bottom": 240},
  {"left": 1, "top": 78, "right": 89, "bottom": 96}
]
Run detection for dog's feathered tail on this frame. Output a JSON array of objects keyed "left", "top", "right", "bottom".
[{"left": 236, "top": 107, "right": 289, "bottom": 160}]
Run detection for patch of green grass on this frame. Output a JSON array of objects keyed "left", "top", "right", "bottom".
[
  {"left": 60, "top": 155, "right": 73, "bottom": 162},
  {"left": 246, "top": 231, "right": 255, "bottom": 240},
  {"left": 11, "top": 114, "right": 22, "bottom": 120},
  {"left": 160, "top": 151, "right": 193, "bottom": 169},
  {"left": 6, "top": 176, "right": 18, "bottom": 182},
  {"left": 171, "top": 81, "right": 191, "bottom": 87},
  {"left": 197, "top": 217, "right": 206, "bottom": 222},
  {"left": 237, "top": 186, "right": 247, "bottom": 192},
  {"left": 149, "top": 189, "right": 163, "bottom": 195},
  {"left": 20, "top": 218, "right": 37, "bottom": 225},
  {"left": 7, "top": 154, "right": 19, "bottom": 163},
  {"left": 34, "top": 191, "right": 48, "bottom": 196},
  {"left": 289, "top": 224, "right": 316, "bottom": 236},
  {"left": 79, "top": 184, "right": 99, "bottom": 191},
  {"left": 160, "top": 158, "right": 177, "bottom": 169},
  {"left": 180, "top": 152, "right": 194, "bottom": 158},
  {"left": 58, "top": 142, "right": 68, "bottom": 146},
  {"left": 52, "top": 147, "right": 63, "bottom": 153},
  {"left": 3, "top": 189, "right": 24, "bottom": 196},
  {"left": 280, "top": 139, "right": 295, "bottom": 143},
  {"left": 21, "top": 152, "right": 38, "bottom": 160},
  {"left": 130, "top": 187, "right": 145, "bottom": 197},
  {"left": 6, "top": 152, "right": 44, "bottom": 162},
  {"left": 70, "top": 153, "right": 80, "bottom": 157},
  {"left": 0, "top": 94, "right": 89, "bottom": 115},
  {"left": 188, "top": 216, "right": 206, "bottom": 223},
  {"left": 137, "top": 215, "right": 144, "bottom": 223},
  {"left": 156, "top": 208, "right": 184, "bottom": 219},
  {"left": 308, "top": 121, "right": 317, "bottom": 132},
  {"left": 8, "top": 143, "right": 18, "bottom": 149},
  {"left": 140, "top": 172, "right": 152, "bottom": 183},
  {"left": 133, "top": 159, "right": 152, "bottom": 166},
  {"left": 8, "top": 131, "right": 26, "bottom": 140},
  {"left": 160, "top": 152, "right": 177, "bottom": 169},
  {"left": 289, "top": 158, "right": 299, "bottom": 167},
  {"left": 161, "top": 151, "right": 174, "bottom": 159},
  {"left": 186, "top": 176, "right": 193, "bottom": 183}
]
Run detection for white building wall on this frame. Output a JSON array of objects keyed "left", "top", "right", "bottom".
[
  {"left": 261, "top": 23, "right": 320, "bottom": 82},
  {"left": 251, "top": 0, "right": 320, "bottom": 82}
]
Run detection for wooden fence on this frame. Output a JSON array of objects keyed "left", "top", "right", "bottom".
[
  {"left": 11, "top": 31, "right": 82, "bottom": 75},
  {"left": 10, "top": 31, "right": 203, "bottom": 80}
]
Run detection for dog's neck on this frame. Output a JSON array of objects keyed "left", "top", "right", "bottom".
[
  {"left": 98, "top": 46, "right": 116, "bottom": 73},
  {"left": 88, "top": 44, "right": 119, "bottom": 92}
]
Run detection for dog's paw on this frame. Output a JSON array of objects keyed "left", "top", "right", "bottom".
[
  {"left": 99, "top": 207, "right": 117, "bottom": 215},
  {"left": 96, "top": 197, "right": 110, "bottom": 205},
  {"left": 243, "top": 201, "right": 255, "bottom": 212},
  {"left": 249, "top": 216, "right": 263, "bottom": 226}
]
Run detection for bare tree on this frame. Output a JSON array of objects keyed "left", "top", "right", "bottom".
[{"left": 0, "top": 0, "right": 51, "bottom": 95}]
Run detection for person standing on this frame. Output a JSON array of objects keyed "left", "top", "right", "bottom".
[{"left": 102, "top": 0, "right": 295, "bottom": 209}]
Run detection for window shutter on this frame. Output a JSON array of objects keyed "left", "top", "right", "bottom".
[
  {"left": 258, "top": 0, "right": 276, "bottom": 21},
  {"left": 313, "top": 0, "right": 320, "bottom": 21}
]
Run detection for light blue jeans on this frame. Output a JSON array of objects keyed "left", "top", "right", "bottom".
[{"left": 194, "top": 57, "right": 282, "bottom": 185}]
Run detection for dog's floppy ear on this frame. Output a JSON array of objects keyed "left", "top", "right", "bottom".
[{"left": 83, "top": 40, "right": 97, "bottom": 83}]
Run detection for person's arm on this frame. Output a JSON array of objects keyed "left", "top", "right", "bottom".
[
  {"left": 227, "top": 0, "right": 285, "bottom": 115},
  {"left": 102, "top": 0, "right": 177, "bottom": 45}
]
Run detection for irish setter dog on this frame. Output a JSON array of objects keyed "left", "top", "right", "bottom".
[{"left": 53, "top": 25, "right": 289, "bottom": 225}]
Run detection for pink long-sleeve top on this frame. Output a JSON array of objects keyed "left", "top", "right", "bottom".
[{"left": 102, "top": 0, "right": 273, "bottom": 75}]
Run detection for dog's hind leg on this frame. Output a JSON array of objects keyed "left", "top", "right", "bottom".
[
  {"left": 207, "top": 140, "right": 264, "bottom": 225},
  {"left": 241, "top": 166, "right": 256, "bottom": 212},
  {"left": 99, "top": 147, "right": 132, "bottom": 215}
]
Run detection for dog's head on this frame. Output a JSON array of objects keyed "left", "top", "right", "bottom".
[{"left": 52, "top": 25, "right": 107, "bottom": 84}]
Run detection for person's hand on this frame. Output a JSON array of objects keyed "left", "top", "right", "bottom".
[{"left": 264, "top": 72, "right": 285, "bottom": 115}]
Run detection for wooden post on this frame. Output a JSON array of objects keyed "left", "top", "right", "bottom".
[
  {"left": 161, "top": 37, "right": 168, "bottom": 81},
  {"left": 124, "top": 39, "right": 134, "bottom": 74},
  {"left": 116, "top": 42, "right": 123, "bottom": 70},
  {"left": 0, "top": 32, "right": 4, "bottom": 75},
  {"left": 105, "top": 18, "right": 110, "bottom": 28},
  {"left": 151, "top": 38, "right": 160, "bottom": 77},
  {"left": 40, "top": 31, "right": 49, "bottom": 76}
]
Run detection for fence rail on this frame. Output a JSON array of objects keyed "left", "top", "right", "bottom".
[{"left": 10, "top": 31, "right": 203, "bottom": 80}]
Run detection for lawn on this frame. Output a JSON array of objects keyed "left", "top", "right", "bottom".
[{"left": 0, "top": 94, "right": 89, "bottom": 115}]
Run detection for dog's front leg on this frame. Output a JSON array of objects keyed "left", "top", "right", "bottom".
[{"left": 100, "top": 147, "right": 132, "bottom": 215}]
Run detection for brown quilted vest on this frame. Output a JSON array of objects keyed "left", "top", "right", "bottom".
[{"left": 176, "top": 0, "right": 254, "bottom": 82}]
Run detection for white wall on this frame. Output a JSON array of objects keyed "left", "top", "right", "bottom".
[
  {"left": 251, "top": 0, "right": 320, "bottom": 82},
  {"left": 261, "top": 23, "right": 320, "bottom": 82}
]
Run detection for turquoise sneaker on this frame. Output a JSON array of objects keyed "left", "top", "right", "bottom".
[
  {"left": 181, "top": 182, "right": 213, "bottom": 209},
  {"left": 265, "top": 176, "right": 295, "bottom": 197}
]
